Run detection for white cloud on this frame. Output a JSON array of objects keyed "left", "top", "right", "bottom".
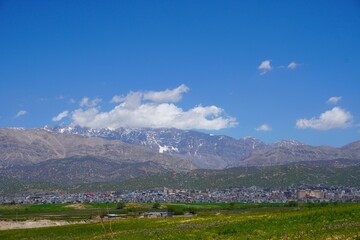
[
  {"left": 15, "top": 110, "right": 27, "bottom": 118},
  {"left": 143, "top": 84, "right": 189, "bottom": 103},
  {"left": 327, "top": 96, "right": 342, "bottom": 105},
  {"left": 110, "top": 91, "right": 143, "bottom": 107},
  {"left": 52, "top": 110, "right": 69, "bottom": 122},
  {"left": 296, "top": 107, "right": 353, "bottom": 130},
  {"left": 70, "top": 85, "right": 237, "bottom": 130},
  {"left": 258, "top": 60, "right": 272, "bottom": 75},
  {"left": 69, "top": 98, "right": 76, "bottom": 104},
  {"left": 111, "top": 84, "right": 189, "bottom": 104},
  {"left": 79, "top": 97, "right": 102, "bottom": 107},
  {"left": 111, "top": 95, "right": 123, "bottom": 103},
  {"left": 287, "top": 61, "right": 298, "bottom": 69},
  {"left": 255, "top": 124, "right": 272, "bottom": 132}
]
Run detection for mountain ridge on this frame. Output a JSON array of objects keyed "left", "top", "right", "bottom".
[
  {"left": 43, "top": 125, "right": 360, "bottom": 168},
  {"left": 1, "top": 160, "right": 359, "bottom": 194},
  {"left": 1, "top": 126, "right": 360, "bottom": 171},
  {"left": 1, "top": 126, "right": 360, "bottom": 195},
  {"left": 0, "top": 128, "right": 195, "bottom": 171}
]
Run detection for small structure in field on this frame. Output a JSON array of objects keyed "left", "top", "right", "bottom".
[
  {"left": 103, "top": 214, "right": 121, "bottom": 219},
  {"left": 144, "top": 212, "right": 169, "bottom": 218}
]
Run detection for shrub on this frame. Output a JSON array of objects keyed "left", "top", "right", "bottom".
[
  {"left": 116, "top": 202, "right": 126, "bottom": 209},
  {"left": 187, "top": 207, "right": 197, "bottom": 214},
  {"left": 167, "top": 206, "right": 184, "bottom": 215},
  {"left": 320, "top": 202, "right": 329, "bottom": 207},
  {"left": 229, "top": 202, "right": 236, "bottom": 209},
  {"left": 286, "top": 201, "right": 299, "bottom": 207},
  {"left": 306, "top": 202, "right": 315, "bottom": 208},
  {"left": 153, "top": 202, "right": 161, "bottom": 209}
]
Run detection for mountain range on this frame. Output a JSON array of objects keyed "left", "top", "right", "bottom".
[
  {"left": 44, "top": 125, "right": 360, "bottom": 168},
  {"left": 0, "top": 126, "right": 360, "bottom": 194},
  {"left": 0, "top": 128, "right": 194, "bottom": 171}
]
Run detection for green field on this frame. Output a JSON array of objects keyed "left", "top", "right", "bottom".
[{"left": 0, "top": 202, "right": 359, "bottom": 239}]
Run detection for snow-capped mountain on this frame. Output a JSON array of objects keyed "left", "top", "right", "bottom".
[
  {"left": 44, "top": 125, "right": 268, "bottom": 168},
  {"left": 0, "top": 127, "right": 196, "bottom": 171},
  {"left": 43, "top": 125, "right": 360, "bottom": 168},
  {"left": 1, "top": 125, "right": 360, "bottom": 170},
  {"left": 1, "top": 126, "right": 360, "bottom": 195}
]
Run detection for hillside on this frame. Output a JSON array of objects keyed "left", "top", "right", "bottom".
[
  {"left": 44, "top": 126, "right": 360, "bottom": 168},
  {"left": 0, "top": 128, "right": 195, "bottom": 171},
  {"left": 1, "top": 127, "right": 360, "bottom": 195},
  {"left": 0, "top": 156, "right": 169, "bottom": 184},
  {"left": 1, "top": 160, "right": 359, "bottom": 194},
  {"left": 117, "top": 163, "right": 360, "bottom": 190}
]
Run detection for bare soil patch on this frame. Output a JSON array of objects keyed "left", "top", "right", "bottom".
[
  {"left": 0, "top": 220, "right": 88, "bottom": 230},
  {"left": 65, "top": 204, "right": 87, "bottom": 209}
]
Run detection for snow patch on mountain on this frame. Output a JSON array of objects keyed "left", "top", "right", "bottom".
[
  {"left": 273, "top": 140, "right": 304, "bottom": 148},
  {"left": 158, "top": 145, "right": 179, "bottom": 153}
]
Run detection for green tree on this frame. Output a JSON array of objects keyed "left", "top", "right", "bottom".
[
  {"left": 187, "top": 207, "right": 197, "bottom": 215},
  {"left": 287, "top": 201, "right": 299, "bottom": 207},
  {"left": 153, "top": 202, "right": 161, "bottom": 209},
  {"left": 167, "top": 206, "right": 184, "bottom": 215},
  {"left": 117, "top": 202, "right": 126, "bottom": 209}
]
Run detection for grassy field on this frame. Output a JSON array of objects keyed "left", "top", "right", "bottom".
[{"left": 0, "top": 203, "right": 359, "bottom": 239}]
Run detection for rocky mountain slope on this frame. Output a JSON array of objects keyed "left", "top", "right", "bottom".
[
  {"left": 1, "top": 127, "right": 360, "bottom": 171},
  {"left": 0, "top": 128, "right": 195, "bottom": 171},
  {"left": 1, "top": 127, "right": 360, "bottom": 194},
  {"left": 0, "top": 156, "right": 169, "bottom": 184},
  {"left": 44, "top": 126, "right": 360, "bottom": 168},
  {"left": 44, "top": 126, "right": 268, "bottom": 168}
]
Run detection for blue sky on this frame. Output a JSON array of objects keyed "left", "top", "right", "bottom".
[{"left": 0, "top": 0, "right": 359, "bottom": 146}]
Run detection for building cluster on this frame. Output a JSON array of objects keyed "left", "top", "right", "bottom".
[
  {"left": 1, "top": 185, "right": 360, "bottom": 205},
  {"left": 296, "top": 189, "right": 325, "bottom": 199}
]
